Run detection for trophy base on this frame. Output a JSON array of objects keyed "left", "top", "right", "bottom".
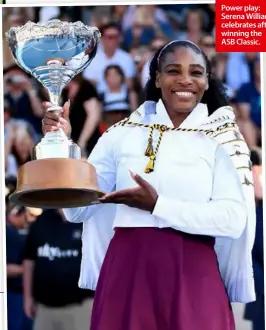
[{"left": 9, "top": 158, "right": 104, "bottom": 209}]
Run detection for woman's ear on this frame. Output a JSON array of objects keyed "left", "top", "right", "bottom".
[{"left": 155, "top": 71, "right": 160, "bottom": 88}]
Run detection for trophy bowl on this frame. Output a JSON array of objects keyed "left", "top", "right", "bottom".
[{"left": 6, "top": 19, "right": 104, "bottom": 208}]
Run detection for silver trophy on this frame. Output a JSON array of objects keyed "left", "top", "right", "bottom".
[{"left": 6, "top": 19, "right": 104, "bottom": 208}]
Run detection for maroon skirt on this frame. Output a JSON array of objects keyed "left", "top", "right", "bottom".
[{"left": 90, "top": 227, "right": 235, "bottom": 330}]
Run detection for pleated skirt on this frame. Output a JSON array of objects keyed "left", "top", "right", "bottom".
[{"left": 90, "top": 227, "right": 235, "bottom": 330}]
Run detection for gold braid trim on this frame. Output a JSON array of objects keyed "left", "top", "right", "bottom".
[{"left": 106, "top": 118, "right": 240, "bottom": 173}]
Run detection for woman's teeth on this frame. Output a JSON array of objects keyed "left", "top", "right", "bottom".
[{"left": 175, "top": 92, "right": 193, "bottom": 97}]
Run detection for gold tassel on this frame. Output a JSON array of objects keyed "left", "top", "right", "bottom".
[
  {"left": 145, "top": 155, "right": 156, "bottom": 173},
  {"left": 145, "top": 138, "right": 154, "bottom": 157}
]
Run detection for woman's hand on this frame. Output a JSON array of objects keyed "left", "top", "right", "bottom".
[
  {"left": 42, "top": 101, "right": 72, "bottom": 137},
  {"left": 99, "top": 171, "right": 158, "bottom": 213}
]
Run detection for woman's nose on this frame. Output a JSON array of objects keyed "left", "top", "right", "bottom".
[{"left": 177, "top": 75, "right": 193, "bottom": 85}]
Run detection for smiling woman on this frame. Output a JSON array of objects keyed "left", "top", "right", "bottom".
[
  {"left": 145, "top": 40, "right": 228, "bottom": 121},
  {"left": 42, "top": 39, "right": 256, "bottom": 330}
]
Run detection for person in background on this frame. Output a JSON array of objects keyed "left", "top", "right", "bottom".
[
  {"left": 122, "top": 5, "right": 174, "bottom": 51},
  {"left": 199, "top": 34, "right": 216, "bottom": 60},
  {"left": 6, "top": 203, "right": 30, "bottom": 330},
  {"left": 99, "top": 65, "right": 138, "bottom": 133},
  {"left": 244, "top": 147, "right": 264, "bottom": 330},
  {"left": 11, "top": 125, "right": 35, "bottom": 169},
  {"left": 82, "top": 22, "right": 136, "bottom": 93},
  {"left": 121, "top": 4, "right": 173, "bottom": 34},
  {"left": 4, "top": 70, "right": 44, "bottom": 135},
  {"left": 110, "top": 5, "right": 128, "bottom": 25},
  {"left": 235, "top": 59, "right": 261, "bottom": 148},
  {"left": 23, "top": 209, "right": 93, "bottom": 330},
  {"left": 210, "top": 52, "right": 228, "bottom": 83},
  {"left": 61, "top": 74, "right": 102, "bottom": 156},
  {"left": 141, "top": 36, "right": 168, "bottom": 89},
  {"left": 176, "top": 8, "right": 205, "bottom": 44},
  {"left": 101, "top": 65, "right": 138, "bottom": 112},
  {"left": 4, "top": 97, "right": 17, "bottom": 179},
  {"left": 225, "top": 52, "right": 259, "bottom": 92}
]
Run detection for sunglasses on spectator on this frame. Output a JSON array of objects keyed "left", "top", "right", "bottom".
[{"left": 104, "top": 34, "right": 119, "bottom": 40}]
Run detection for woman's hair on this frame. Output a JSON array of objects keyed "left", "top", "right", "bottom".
[
  {"left": 104, "top": 65, "right": 125, "bottom": 84},
  {"left": 145, "top": 40, "right": 229, "bottom": 115}
]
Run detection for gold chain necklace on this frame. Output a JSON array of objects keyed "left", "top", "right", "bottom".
[{"left": 107, "top": 117, "right": 240, "bottom": 173}]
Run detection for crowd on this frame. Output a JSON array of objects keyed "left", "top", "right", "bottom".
[{"left": 2, "top": 4, "right": 263, "bottom": 330}]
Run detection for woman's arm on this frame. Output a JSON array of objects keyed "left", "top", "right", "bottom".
[
  {"left": 77, "top": 98, "right": 102, "bottom": 149},
  {"left": 152, "top": 145, "right": 247, "bottom": 239},
  {"left": 63, "top": 127, "right": 118, "bottom": 223}
]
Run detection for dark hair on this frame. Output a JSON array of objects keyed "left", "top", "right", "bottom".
[
  {"left": 145, "top": 40, "right": 229, "bottom": 115},
  {"left": 100, "top": 22, "right": 122, "bottom": 36},
  {"left": 104, "top": 65, "right": 125, "bottom": 84}
]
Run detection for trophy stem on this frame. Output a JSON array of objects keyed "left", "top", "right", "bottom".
[{"left": 32, "top": 127, "right": 81, "bottom": 160}]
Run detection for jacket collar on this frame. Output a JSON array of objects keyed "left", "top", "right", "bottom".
[{"left": 130, "top": 99, "right": 235, "bottom": 129}]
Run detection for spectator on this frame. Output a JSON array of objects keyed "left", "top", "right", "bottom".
[
  {"left": 141, "top": 36, "right": 168, "bottom": 89},
  {"left": 225, "top": 52, "right": 259, "bottom": 92},
  {"left": 61, "top": 74, "right": 102, "bottom": 155},
  {"left": 6, "top": 203, "right": 30, "bottom": 330},
  {"left": 121, "top": 5, "right": 172, "bottom": 33},
  {"left": 23, "top": 209, "right": 93, "bottom": 330},
  {"left": 210, "top": 53, "right": 228, "bottom": 83},
  {"left": 11, "top": 125, "right": 35, "bottom": 169},
  {"left": 199, "top": 34, "right": 216, "bottom": 60},
  {"left": 176, "top": 8, "right": 205, "bottom": 44},
  {"left": 123, "top": 5, "right": 174, "bottom": 50},
  {"left": 5, "top": 70, "right": 44, "bottom": 135},
  {"left": 4, "top": 98, "right": 17, "bottom": 178},
  {"left": 99, "top": 65, "right": 138, "bottom": 133},
  {"left": 235, "top": 59, "right": 261, "bottom": 147},
  {"left": 82, "top": 22, "right": 136, "bottom": 93},
  {"left": 101, "top": 65, "right": 138, "bottom": 112},
  {"left": 244, "top": 148, "right": 264, "bottom": 330},
  {"left": 110, "top": 5, "right": 128, "bottom": 24}
]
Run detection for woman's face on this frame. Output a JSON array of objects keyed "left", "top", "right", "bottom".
[
  {"left": 106, "top": 68, "right": 123, "bottom": 88},
  {"left": 186, "top": 12, "right": 202, "bottom": 32},
  {"left": 156, "top": 46, "right": 208, "bottom": 114}
]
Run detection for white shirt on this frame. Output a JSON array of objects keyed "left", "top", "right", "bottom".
[
  {"left": 82, "top": 45, "right": 136, "bottom": 93},
  {"left": 63, "top": 100, "right": 256, "bottom": 303}
]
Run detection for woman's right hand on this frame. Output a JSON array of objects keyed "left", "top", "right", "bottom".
[{"left": 42, "top": 101, "right": 72, "bottom": 137}]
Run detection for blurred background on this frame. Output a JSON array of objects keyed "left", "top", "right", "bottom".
[{"left": 2, "top": 4, "right": 263, "bottom": 330}]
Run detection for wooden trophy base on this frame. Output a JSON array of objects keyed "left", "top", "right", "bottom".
[{"left": 9, "top": 158, "right": 104, "bottom": 208}]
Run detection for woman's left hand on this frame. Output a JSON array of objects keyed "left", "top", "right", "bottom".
[{"left": 98, "top": 171, "right": 158, "bottom": 213}]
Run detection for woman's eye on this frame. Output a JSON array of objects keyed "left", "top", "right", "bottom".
[
  {"left": 168, "top": 69, "right": 179, "bottom": 74},
  {"left": 191, "top": 71, "right": 203, "bottom": 75}
]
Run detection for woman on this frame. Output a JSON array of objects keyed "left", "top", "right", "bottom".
[
  {"left": 42, "top": 40, "right": 256, "bottom": 330},
  {"left": 61, "top": 73, "right": 102, "bottom": 155},
  {"left": 235, "top": 59, "right": 261, "bottom": 148},
  {"left": 176, "top": 8, "right": 205, "bottom": 45},
  {"left": 99, "top": 65, "right": 138, "bottom": 133}
]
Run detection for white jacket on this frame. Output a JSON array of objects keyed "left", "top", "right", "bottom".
[{"left": 63, "top": 100, "right": 256, "bottom": 303}]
